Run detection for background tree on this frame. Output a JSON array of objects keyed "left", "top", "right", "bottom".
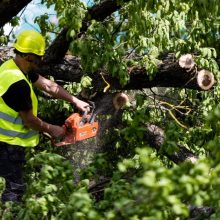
[{"left": 0, "top": 0, "right": 220, "bottom": 219}]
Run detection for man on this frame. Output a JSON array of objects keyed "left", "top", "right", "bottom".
[{"left": 0, "top": 30, "right": 90, "bottom": 202}]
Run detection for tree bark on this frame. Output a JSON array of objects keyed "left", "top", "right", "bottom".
[
  {"left": 0, "top": 47, "right": 215, "bottom": 91},
  {"left": 145, "top": 124, "right": 198, "bottom": 164},
  {"left": 0, "top": 0, "right": 31, "bottom": 28},
  {"left": 41, "top": 53, "right": 215, "bottom": 91}
]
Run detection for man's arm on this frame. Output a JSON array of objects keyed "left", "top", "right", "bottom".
[
  {"left": 33, "top": 75, "right": 90, "bottom": 112},
  {"left": 2, "top": 80, "right": 65, "bottom": 138},
  {"left": 19, "top": 109, "right": 65, "bottom": 138}
]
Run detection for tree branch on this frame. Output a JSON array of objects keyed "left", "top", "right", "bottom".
[
  {"left": 40, "top": 53, "right": 215, "bottom": 91},
  {"left": 44, "top": 0, "right": 131, "bottom": 63},
  {"left": 0, "top": 0, "right": 31, "bottom": 28},
  {"left": 0, "top": 48, "right": 215, "bottom": 91}
]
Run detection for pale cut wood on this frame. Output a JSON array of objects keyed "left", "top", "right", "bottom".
[
  {"left": 179, "top": 54, "right": 195, "bottom": 69},
  {"left": 197, "top": 69, "right": 215, "bottom": 90},
  {"left": 112, "top": 93, "right": 129, "bottom": 110}
]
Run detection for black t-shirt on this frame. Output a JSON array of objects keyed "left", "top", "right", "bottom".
[{"left": 2, "top": 72, "right": 39, "bottom": 112}]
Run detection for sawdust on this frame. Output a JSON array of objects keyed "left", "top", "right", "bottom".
[{"left": 56, "top": 94, "right": 118, "bottom": 182}]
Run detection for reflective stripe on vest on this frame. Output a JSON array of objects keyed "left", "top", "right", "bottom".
[
  {"left": 0, "top": 59, "right": 39, "bottom": 147},
  {"left": 0, "top": 127, "right": 38, "bottom": 139},
  {"left": 0, "top": 112, "right": 23, "bottom": 125}
]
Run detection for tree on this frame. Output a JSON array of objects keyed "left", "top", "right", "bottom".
[{"left": 0, "top": 0, "right": 220, "bottom": 219}]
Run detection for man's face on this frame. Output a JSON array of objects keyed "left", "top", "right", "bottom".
[
  {"left": 27, "top": 54, "right": 42, "bottom": 69},
  {"left": 24, "top": 54, "right": 42, "bottom": 72}
]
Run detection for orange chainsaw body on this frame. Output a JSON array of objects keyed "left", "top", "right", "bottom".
[{"left": 54, "top": 112, "right": 99, "bottom": 147}]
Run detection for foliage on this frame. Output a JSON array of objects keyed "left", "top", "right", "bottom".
[
  {"left": 1, "top": 0, "right": 220, "bottom": 219},
  {"left": 0, "top": 150, "right": 101, "bottom": 220}
]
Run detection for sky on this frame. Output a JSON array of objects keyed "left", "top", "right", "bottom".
[
  {"left": 4, "top": 0, "right": 56, "bottom": 37},
  {"left": 4, "top": 0, "right": 93, "bottom": 45},
  {"left": 4, "top": 0, "right": 93, "bottom": 37}
]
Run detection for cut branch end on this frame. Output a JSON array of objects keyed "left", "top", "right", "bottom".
[
  {"left": 113, "top": 93, "right": 129, "bottom": 110},
  {"left": 197, "top": 69, "right": 215, "bottom": 90},
  {"left": 179, "top": 54, "right": 195, "bottom": 69}
]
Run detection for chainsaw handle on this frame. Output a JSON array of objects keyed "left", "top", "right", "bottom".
[
  {"left": 87, "top": 100, "right": 95, "bottom": 109},
  {"left": 81, "top": 101, "right": 95, "bottom": 115}
]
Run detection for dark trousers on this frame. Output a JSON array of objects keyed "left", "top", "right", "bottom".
[{"left": 0, "top": 142, "right": 26, "bottom": 202}]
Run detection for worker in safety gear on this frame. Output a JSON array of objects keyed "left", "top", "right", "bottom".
[{"left": 0, "top": 30, "right": 90, "bottom": 202}]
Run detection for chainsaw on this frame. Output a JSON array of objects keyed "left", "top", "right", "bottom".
[{"left": 53, "top": 102, "right": 99, "bottom": 147}]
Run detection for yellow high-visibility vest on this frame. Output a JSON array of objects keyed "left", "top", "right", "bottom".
[{"left": 0, "top": 59, "right": 39, "bottom": 147}]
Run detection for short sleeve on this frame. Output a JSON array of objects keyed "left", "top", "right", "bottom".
[
  {"left": 2, "top": 80, "right": 32, "bottom": 112},
  {"left": 28, "top": 71, "right": 39, "bottom": 83}
]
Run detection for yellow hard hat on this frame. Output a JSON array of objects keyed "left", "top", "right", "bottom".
[{"left": 13, "top": 30, "right": 45, "bottom": 56}]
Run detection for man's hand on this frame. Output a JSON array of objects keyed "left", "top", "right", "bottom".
[
  {"left": 48, "top": 125, "right": 66, "bottom": 138},
  {"left": 74, "top": 99, "right": 91, "bottom": 113}
]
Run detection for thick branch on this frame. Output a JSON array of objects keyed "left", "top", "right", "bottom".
[
  {"left": 93, "top": 93, "right": 198, "bottom": 164},
  {"left": 40, "top": 54, "right": 215, "bottom": 91},
  {"left": 0, "top": 0, "right": 31, "bottom": 28},
  {"left": 86, "top": 0, "right": 130, "bottom": 22},
  {"left": 145, "top": 125, "right": 198, "bottom": 164},
  {"left": 0, "top": 48, "right": 215, "bottom": 91},
  {"left": 44, "top": 0, "right": 130, "bottom": 63}
]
